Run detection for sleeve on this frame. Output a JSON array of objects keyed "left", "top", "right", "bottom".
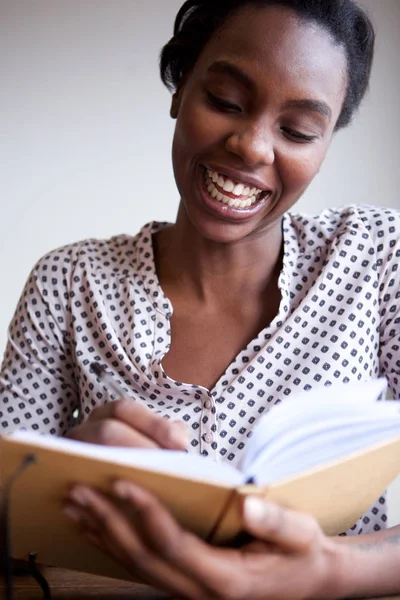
[
  {"left": 366, "top": 207, "right": 400, "bottom": 399},
  {"left": 0, "top": 246, "right": 81, "bottom": 436}
]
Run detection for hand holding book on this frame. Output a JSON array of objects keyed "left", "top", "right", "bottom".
[
  {"left": 1, "top": 377, "right": 400, "bottom": 581},
  {"left": 63, "top": 477, "right": 344, "bottom": 600}
]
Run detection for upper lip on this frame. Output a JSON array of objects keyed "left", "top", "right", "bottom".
[{"left": 203, "top": 164, "right": 272, "bottom": 193}]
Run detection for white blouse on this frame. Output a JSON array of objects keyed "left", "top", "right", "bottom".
[{"left": 1, "top": 204, "right": 399, "bottom": 535}]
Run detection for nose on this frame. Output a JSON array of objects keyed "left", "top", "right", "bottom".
[{"left": 224, "top": 122, "right": 275, "bottom": 167}]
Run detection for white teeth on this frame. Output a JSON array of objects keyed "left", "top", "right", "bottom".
[
  {"left": 206, "top": 170, "right": 264, "bottom": 196},
  {"left": 204, "top": 169, "right": 265, "bottom": 208},
  {"left": 222, "top": 179, "right": 235, "bottom": 193},
  {"left": 233, "top": 183, "right": 244, "bottom": 196}
]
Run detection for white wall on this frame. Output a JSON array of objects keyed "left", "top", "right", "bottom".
[{"left": 1, "top": 1, "right": 400, "bottom": 524}]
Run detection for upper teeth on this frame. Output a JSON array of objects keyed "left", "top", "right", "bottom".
[
  {"left": 204, "top": 170, "right": 261, "bottom": 208},
  {"left": 207, "top": 169, "right": 263, "bottom": 198}
]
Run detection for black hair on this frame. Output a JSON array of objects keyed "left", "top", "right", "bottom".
[{"left": 160, "top": 0, "right": 375, "bottom": 130}]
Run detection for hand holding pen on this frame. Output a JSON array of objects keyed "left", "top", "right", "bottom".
[{"left": 66, "top": 362, "right": 189, "bottom": 450}]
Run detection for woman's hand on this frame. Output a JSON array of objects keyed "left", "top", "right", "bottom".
[
  {"left": 63, "top": 482, "right": 346, "bottom": 600},
  {"left": 66, "top": 400, "right": 189, "bottom": 450}
]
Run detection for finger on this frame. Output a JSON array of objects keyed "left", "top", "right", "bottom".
[
  {"left": 65, "top": 485, "right": 204, "bottom": 598},
  {"left": 111, "top": 480, "right": 195, "bottom": 557},
  {"left": 243, "top": 539, "right": 274, "bottom": 553},
  {"left": 62, "top": 502, "right": 109, "bottom": 553},
  {"left": 111, "top": 481, "right": 250, "bottom": 600},
  {"left": 67, "top": 419, "right": 160, "bottom": 448},
  {"left": 88, "top": 400, "right": 189, "bottom": 449},
  {"left": 242, "top": 496, "right": 323, "bottom": 554},
  {"left": 63, "top": 502, "right": 99, "bottom": 533}
]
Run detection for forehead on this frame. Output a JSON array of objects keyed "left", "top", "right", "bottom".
[{"left": 193, "top": 4, "right": 347, "bottom": 111}]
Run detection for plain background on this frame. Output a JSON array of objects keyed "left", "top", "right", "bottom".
[{"left": 1, "top": 0, "right": 400, "bottom": 524}]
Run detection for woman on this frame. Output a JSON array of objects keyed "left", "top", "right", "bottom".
[{"left": 1, "top": 0, "right": 400, "bottom": 597}]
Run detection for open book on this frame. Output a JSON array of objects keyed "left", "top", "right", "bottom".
[{"left": 1, "top": 378, "right": 400, "bottom": 581}]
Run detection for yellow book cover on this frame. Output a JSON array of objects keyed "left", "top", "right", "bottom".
[{"left": 1, "top": 378, "right": 399, "bottom": 581}]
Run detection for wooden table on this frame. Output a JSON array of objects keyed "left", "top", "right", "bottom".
[
  {"left": 1, "top": 566, "right": 170, "bottom": 599},
  {"left": 1, "top": 565, "right": 400, "bottom": 599}
]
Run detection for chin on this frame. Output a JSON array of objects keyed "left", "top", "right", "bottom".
[{"left": 183, "top": 203, "right": 276, "bottom": 245}]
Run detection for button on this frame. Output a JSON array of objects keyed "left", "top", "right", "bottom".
[
  {"left": 204, "top": 433, "right": 213, "bottom": 443},
  {"left": 204, "top": 400, "right": 212, "bottom": 410}
]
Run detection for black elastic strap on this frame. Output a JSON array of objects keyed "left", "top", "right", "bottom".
[
  {"left": 205, "top": 476, "right": 257, "bottom": 546},
  {"left": 207, "top": 475, "right": 258, "bottom": 547},
  {"left": 28, "top": 553, "right": 51, "bottom": 600}
]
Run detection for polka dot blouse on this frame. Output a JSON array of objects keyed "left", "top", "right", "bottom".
[{"left": 1, "top": 204, "right": 399, "bottom": 535}]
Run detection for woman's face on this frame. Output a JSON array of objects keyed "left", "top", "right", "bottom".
[{"left": 171, "top": 4, "right": 348, "bottom": 244}]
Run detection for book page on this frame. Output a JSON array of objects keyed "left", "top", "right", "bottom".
[
  {"left": 240, "top": 378, "right": 400, "bottom": 484},
  {"left": 5, "top": 431, "right": 244, "bottom": 487}
]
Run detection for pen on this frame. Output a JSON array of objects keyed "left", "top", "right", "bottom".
[{"left": 90, "top": 362, "right": 124, "bottom": 400}]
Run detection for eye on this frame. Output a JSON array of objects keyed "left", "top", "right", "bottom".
[
  {"left": 206, "top": 91, "right": 242, "bottom": 113},
  {"left": 281, "top": 127, "right": 318, "bottom": 143}
]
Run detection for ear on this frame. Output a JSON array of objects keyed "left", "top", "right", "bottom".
[
  {"left": 170, "top": 88, "right": 183, "bottom": 119},
  {"left": 170, "top": 76, "right": 187, "bottom": 119}
]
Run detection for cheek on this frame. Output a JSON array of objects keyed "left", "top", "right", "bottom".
[
  {"left": 277, "top": 146, "right": 326, "bottom": 199},
  {"left": 173, "top": 102, "right": 228, "bottom": 164}
]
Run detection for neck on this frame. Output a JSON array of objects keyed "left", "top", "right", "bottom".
[{"left": 154, "top": 208, "right": 284, "bottom": 305}]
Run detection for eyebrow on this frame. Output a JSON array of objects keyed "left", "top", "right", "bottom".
[
  {"left": 207, "top": 60, "right": 255, "bottom": 90},
  {"left": 207, "top": 60, "right": 332, "bottom": 121},
  {"left": 282, "top": 99, "right": 332, "bottom": 121}
]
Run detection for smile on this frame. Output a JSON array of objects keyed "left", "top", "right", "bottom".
[{"left": 202, "top": 168, "right": 268, "bottom": 209}]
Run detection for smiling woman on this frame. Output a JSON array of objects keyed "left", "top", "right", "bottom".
[
  {"left": 165, "top": 2, "right": 349, "bottom": 246},
  {"left": 1, "top": 0, "right": 400, "bottom": 599}
]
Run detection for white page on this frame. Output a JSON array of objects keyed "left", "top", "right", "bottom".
[
  {"left": 6, "top": 431, "right": 243, "bottom": 487},
  {"left": 248, "top": 419, "right": 400, "bottom": 484},
  {"left": 241, "top": 378, "right": 400, "bottom": 484},
  {"left": 241, "top": 378, "right": 388, "bottom": 470}
]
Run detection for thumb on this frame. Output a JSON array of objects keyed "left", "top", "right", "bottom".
[{"left": 242, "top": 496, "right": 322, "bottom": 554}]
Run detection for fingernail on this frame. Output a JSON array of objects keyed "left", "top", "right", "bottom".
[
  {"left": 244, "top": 496, "right": 267, "bottom": 525},
  {"left": 63, "top": 504, "right": 82, "bottom": 522},
  {"left": 68, "top": 486, "right": 88, "bottom": 507},
  {"left": 112, "top": 480, "right": 130, "bottom": 499},
  {"left": 170, "top": 420, "right": 189, "bottom": 447},
  {"left": 111, "top": 479, "right": 148, "bottom": 505}
]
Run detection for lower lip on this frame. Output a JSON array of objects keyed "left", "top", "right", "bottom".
[{"left": 197, "top": 167, "right": 272, "bottom": 222}]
